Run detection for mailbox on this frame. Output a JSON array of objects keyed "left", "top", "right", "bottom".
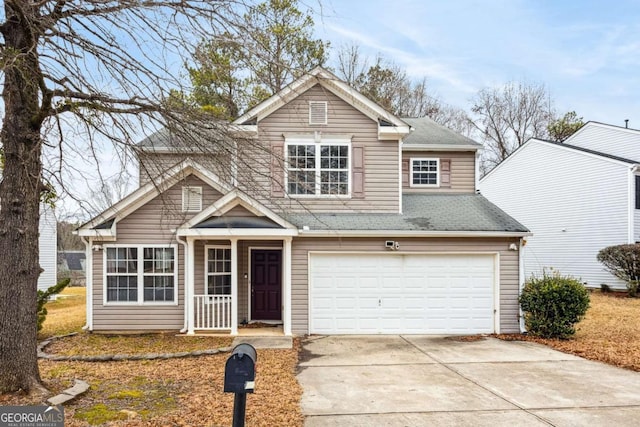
[{"left": 224, "top": 343, "right": 257, "bottom": 394}]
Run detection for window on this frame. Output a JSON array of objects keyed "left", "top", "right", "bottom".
[
  {"left": 309, "top": 101, "right": 327, "bottom": 125},
  {"left": 105, "top": 245, "right": 177, "bottom": 304},
  {"left": 182, "top": 186, "right": 202, "bottom": 212},
  {"left": 286, "top": 141, "right": 350, "bottom": 196},
  {"left": 206, "top": 247, "right": 231, "bottom": 295},
  {"left": 411, "top": 158, "right": 440, "bottom": 187}
]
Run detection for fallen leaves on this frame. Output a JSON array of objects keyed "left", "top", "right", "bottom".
[{"left": 498, "top": 292, "right": 640, "bottom": 371}]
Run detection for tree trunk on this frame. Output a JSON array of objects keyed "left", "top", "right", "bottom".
[{"left": 0, "top": 3, "right": 46, "bottom": 394}]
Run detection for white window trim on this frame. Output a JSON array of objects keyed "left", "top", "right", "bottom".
[
  {"left": 309, "top": 101, "right": 328, "bottom": 125},
  {"left": 182, "top": 186, "right": 203, "bottom": 212},
  {"left": 285, "top": 137, "right": 352, "bottom": 198},
  {"left": 204, "top": 245, "right": 232, "bottom": 298},
  {"left": 410, "top": 157, "right": 440, "bottom": 188},
  {"left": 103, "top": 244, "right": 179, "bottom": 306}
]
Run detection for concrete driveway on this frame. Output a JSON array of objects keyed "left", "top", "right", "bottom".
[{"left": 297, "top": 335, "right": 640, "bottom": 426}]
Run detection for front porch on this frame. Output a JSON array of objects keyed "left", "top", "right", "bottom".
[{"left": 183, "top": 236, "right": 294, "bottom": 336}]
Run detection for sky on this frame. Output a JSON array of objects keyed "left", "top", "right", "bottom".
[{"left": 314, "top": 0, "right": 640, "bottom": 127}]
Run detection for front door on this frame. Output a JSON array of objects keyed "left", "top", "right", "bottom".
[{"left": 251, "top": 249, "right": 282, "bottom": 321}]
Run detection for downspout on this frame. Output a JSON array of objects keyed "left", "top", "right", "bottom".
[
  {"left": 176, "top": 234, "right": 189, "bottom": 333},
  {"left": 519, "top": 237, "right": 526, "bottom": 333},
  {"left": 628, "top": 165, "right": 638, "bottom": 244},
  {"left": 80, "top": 236, "right": 93, "bottom": 331}
]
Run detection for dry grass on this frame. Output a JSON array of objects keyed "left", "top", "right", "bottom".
[
  {"left": 499, "top": 292, "right": 640, "bottom": 371},
  {"left": 39, "top": 286, "right": 87, "bottom": 339},
  {"left": 2, "top": 285, "right": 303, "bottom": 426},
  {"left": 47, "top": 333, "right": 233, "bottom": 356}
]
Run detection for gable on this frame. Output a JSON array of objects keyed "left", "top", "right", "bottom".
[{"left": 565, "top": 122, "right": 640, "bottom": 162}]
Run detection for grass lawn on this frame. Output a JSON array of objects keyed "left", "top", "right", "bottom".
[
  {"left": 500, "top": 291, "right": 640, "bottom": 371},
  {"left": 1, "top": 286, "right": 303, "bottom": 426}
]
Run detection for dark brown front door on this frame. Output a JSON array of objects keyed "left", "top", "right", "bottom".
[{"left": 251, "top": 249, "right": 282, "bottom": 321}]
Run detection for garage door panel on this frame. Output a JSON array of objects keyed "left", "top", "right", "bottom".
[{"left": 310, "top": 253, "right": 496, "bottom": 334}]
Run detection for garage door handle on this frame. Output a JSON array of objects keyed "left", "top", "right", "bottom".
[{"left": 378, "top": 299, "right": 381, "bottom": 306}]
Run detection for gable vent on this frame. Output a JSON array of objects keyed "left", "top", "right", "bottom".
[
  {"left": 309, "top": 101, "right": 327, "bottom": 125},
  {"left": 182, "top": 186, "right": 203, "bottom": 212}
]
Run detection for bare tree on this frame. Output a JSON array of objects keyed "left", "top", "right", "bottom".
[
  {"left": 0, "top": 0, "right": 290, "bottom": 394},
  {"left": 470, "top": 80, "right": 555, "bottom": 172},
  {"left": 334, "top": 47, "right": 443, "bottom": 119}
]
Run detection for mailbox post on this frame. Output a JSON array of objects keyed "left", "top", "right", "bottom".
[{"left": 224, "top": 343, "right": 257, "bottom": 427}]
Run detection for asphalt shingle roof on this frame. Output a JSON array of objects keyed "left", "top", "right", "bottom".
[
  {"left": 402, "top": 116, "right": 481, "bottom": 147},
  {"left": 283, "top": 193, "right": 528, "bottom": 233}
]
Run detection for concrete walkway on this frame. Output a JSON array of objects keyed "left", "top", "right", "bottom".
[{"left": 297, "top": 335, "right": 640, "bottom": 426}]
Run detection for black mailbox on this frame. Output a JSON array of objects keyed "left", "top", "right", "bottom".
[{"left": 224, "top": 343, "right": 257, "bottom": 394}]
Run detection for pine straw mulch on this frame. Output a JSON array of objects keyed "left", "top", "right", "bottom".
[
  {"left": 497, "top": 292, "right": 640, "bottom": 371},
  {"left": 1, "top": 339, "right": 303, "bottom": 427},
  {"left": 45, "top": 333, "right": 234, "bottom": 356}
]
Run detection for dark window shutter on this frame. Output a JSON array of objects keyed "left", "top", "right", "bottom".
[
  {"left": 271, "top": 143, "right": 284, "bottom": 198},
  {"left": 440, "top": 159, "right": 451, "bottom": 188},
  {"left": 636, "top": 175, "right": 640, "bottom": 209},
  {"left": 352, "top": 145, "right": 365, "bottom": 198},
  {"left": 402, "top": 160, "right": 410, "bottom": 187}
]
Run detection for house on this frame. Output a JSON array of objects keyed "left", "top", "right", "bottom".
[
  {"left": 77, "top": 67, "right": 529, "bottom": 336},
  {"left": 38, "top": 204, "right": 58, "bottom": 292},
  {"left": 479, "top": 122, "right": 640, "bottom": 290},
  {"left": 57, "top": 250, "right": 86, "bottom": 286}
]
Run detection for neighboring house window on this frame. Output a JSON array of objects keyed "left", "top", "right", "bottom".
[
  {"left": 286, "top": 140, "right": 350, "bottom": 196},
  {"left": 105, "top": 245, "right": 177, "bottom": 304},
  {"left": 182, "top": 186, "right": 202, "bottom": 212},
  {"left": 309, "top": 101, "right": 327, "bottom": 125},
  {"left": 206, "top": 247, "right": 231, "bottom": 295},
  {"left": 636, "top": 175, "right": 640, "bottom": 209},
  {"left": 410, "top": 158, "right": 440, "bottom": 187}
]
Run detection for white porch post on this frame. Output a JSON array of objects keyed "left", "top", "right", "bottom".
[
  {"left": 187, "top": 237, "right": 195, "bottom": 335},
  {"left": 231, "top": 238, "right": 239, "bottom": 335},
  {"left": 283, "top": 237, "right": 293, "bottom": 336}
]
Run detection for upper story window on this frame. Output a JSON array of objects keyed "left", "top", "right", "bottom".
[
  {"left": 636, "top": 175, "right": 640, "bottom": 210},
  {"left": 105, "top": 245, "right": 177, "bottom": 304},
  {"left": 309, "top": 101, "right": 327, "bottom": 125},
  {"left": 286, "top": 139, "right": 350, "bottom": 196},
  {"left": 410, "top": 158, "right": 440, "bottom": 187},
  {"left": 182, "top": 186, "right": 202, "bottom": 212}
]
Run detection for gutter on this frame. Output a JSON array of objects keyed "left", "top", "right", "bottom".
[
  {"left": 80, "top": 236, "right": 92, "bottom": 331},
  {"left": 519, "top": 237, "right": 526, "bottom": 333},
  {"left": 297, "top": 230, "right": 532, "bottom": 238}
]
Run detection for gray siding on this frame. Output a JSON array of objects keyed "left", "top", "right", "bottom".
[
  {"left": 246, "top": 84, "right": 401, "bottom": 213},
  {"left": 291, "top": 237, "right": 521, "bottom": 335},
  {"left": 38, "top": 205, "right": 57, "bottom": 291},
  {"left": 138, "top": 153, "right": 234, "bottom": 187},
  {"left": 402, "top": 151, "right": 476, "bottom": 193},
  {"left": 92, "top": 176, "right": 222, "bottom": 331}
]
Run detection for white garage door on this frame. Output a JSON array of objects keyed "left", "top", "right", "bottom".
[{"left": 309, "top": 253, "right": 496, "bottom": 334}]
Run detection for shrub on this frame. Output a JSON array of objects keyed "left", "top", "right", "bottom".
[
  {"left": 519, "top": 271, "right": 590, "bottom": 339},
  {"left": 597, "top": 244, "right": 640, "bottom": 296},
  {"left": 37, "top": 278, "right": 71, "bottom": 331}
]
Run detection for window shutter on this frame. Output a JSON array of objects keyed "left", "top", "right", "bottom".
[
  {"left": 182, "top": 186, "right": 202, "bottom": 212},
  {"left": 636, "top": 175, "right": 640, "bottom": 209},
  {"left": 309, "top": 101, "right": 327, "bottom": 125},
  {"left": 440, "top": 159, "right": 451, "bottom": 188},
  {"left": 271, "top": 143, "right": 285, "bottom": 198},
  {"left": 402, "top": 160, "right": 409, "bottom": 187},
  {"left": 352, "top": 145, "right": 365, "bottom": 198}
]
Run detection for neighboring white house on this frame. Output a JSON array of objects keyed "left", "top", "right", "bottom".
[
  {"left": 38, "top": 204, "right": 57, "bottom": 292},
  {"left": 479, "top": 122, "right": 640, "bottom": 290}
]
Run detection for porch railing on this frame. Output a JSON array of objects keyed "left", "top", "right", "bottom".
[{"left": 193, "top": 295, "right": 232, "bottom": 330}]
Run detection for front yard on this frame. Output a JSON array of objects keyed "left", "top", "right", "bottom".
[
  {"left": 1, "top": 287, "right": 303, "bottom": 426},
  {"left": 501, "top": 291, "right": 640, "bottom": 371},
  {"left": 2, "top": 287, "right": 640, "bottom": 425}
]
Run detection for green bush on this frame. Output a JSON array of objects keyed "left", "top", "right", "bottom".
[
  {"left": 597, "top": 244, "right": 640, "bottom": 296},
  {"left": 519, "top": 271, "right": 590, "bottom": 339},
  {"left": 37, "top": 278, "right": 71, "bottom": 331}
]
